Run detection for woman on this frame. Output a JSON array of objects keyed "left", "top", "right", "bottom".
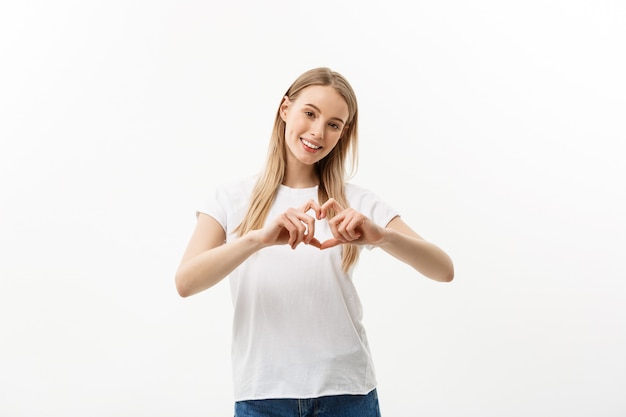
[{"left": 176, "top": 67, "right": 454, "bottom": 416}]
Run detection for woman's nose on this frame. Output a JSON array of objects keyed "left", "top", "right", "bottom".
[{"left": 310, "top": 120, "right": 324, "bottom": 138}]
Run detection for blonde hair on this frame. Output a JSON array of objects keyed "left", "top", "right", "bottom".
[{"left": 235, "top": 67, "right": 360, "bottom": 272}]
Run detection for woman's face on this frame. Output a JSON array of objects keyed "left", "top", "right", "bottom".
[{"left": 280, "top": 85, "right": 349, "bottom": 168}]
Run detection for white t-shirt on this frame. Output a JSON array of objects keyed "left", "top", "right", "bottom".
[{"left": 200, "top": 176, "right": 399, "bottom": 401}]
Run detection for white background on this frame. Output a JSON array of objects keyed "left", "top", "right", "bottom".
[{"left": 1, "top": 1, "right": 625, "bottom": 416}]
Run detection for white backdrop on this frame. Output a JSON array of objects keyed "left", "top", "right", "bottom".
[{"left": 1, "top": 1, "right": 624, "bottom": 416}]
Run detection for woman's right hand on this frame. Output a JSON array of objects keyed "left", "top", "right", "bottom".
[
  {"left": 257, "top": 200, "right": 321, "bottom": 249},
  {"left": 175, "top": 201, "right": 322, "bottom": 297}
]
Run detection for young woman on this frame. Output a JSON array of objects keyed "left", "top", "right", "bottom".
[{"left": 176, "top": 67, "right": 454, "bottom": 417}]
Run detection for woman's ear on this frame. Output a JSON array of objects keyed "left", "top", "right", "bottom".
[{"left": 279, "top": 96, "right": 290, "bottom": 121}]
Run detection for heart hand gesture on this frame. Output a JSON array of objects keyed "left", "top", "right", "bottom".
[
  {"left": 256, "top": 202, "right": 320, "bottom": 250},
  {"left": 315, "top": 198, "right": 385, "bottom": 249},
  {"left": 258, "top": 198, "right": 384, "bottom": 250}
]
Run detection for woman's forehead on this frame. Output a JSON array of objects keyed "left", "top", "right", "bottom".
[{"left": 294, "top": 86, "right": 349, "bottom": 117}]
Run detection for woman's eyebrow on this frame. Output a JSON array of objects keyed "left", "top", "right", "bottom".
[{"left": 305, "top": 104, "right": 346, "bottom": 125}]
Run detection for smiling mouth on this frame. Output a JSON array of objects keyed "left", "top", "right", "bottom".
[{"left": 301, "top": 138, "right": 322, "bottom": 150}]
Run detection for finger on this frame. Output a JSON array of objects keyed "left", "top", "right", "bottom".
[
  {"left": 319, "top": 238, "right": 343, "bottom": 250},
  {"left": 291, "top": 209, "right": 317, "bottom": 244},
  {"left": 298, "top": 216, "right": 316, "bottom": 245},
  {"left": 276, "top": 214, "right": 299, "bottom": 248},
  {"left": 299, "top": 199, "right": 322, "bottom": 219},
  {"left": 340, "top": 216, "right": 363, "bottom": 241},
  {"left": 291, "top": 210, "right": 322, "bottom": 247},
  {"left": 320, "top": 198, "right": 345, "bottom": 219},
  {"left": 307, "top": 237, "right": 322, "bottom": 249},
  {"left": 327, "top": 213, "right": 345, "bottom": 243},
  {"left": 334, "top": 219, "right": 358, "bottom": 242},
  {"left": 327, "top": 210, "right": 358, "bottom": 242},
  {"left": 284, "top": 212, "right": 308, "bottom": 249}
]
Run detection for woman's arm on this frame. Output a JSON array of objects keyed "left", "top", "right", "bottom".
[
  {"left": 378, "top": 216, "right": 454, "bottom": 282},
  {"left": 175, "top": 205, "right": 321, "bottom": 297},
  {"left": 175, "top": 214, "right": 265, "bottom": 297},
  {"left": 316, "top": 199, "right": 454, "bottom": 283}
]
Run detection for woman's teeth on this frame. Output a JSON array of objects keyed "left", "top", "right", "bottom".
[{"left": 301, "top": 139, "right": 321, "bottom": 150}]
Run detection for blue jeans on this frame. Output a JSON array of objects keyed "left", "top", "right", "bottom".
[{"left": 234, "top": 389, "right": 381, "bottom": 417}]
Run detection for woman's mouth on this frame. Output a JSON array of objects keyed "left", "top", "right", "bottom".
[{"left": 301, "top": 138, "right": 322, "bottom": 150}]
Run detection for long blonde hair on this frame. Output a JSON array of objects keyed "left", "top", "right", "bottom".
[{"left": 236, "top": 67, "right": 360, "bottom": 272}]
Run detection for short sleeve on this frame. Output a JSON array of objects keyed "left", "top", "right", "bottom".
[
  {"left": 346, "top": 183, "right": 400, "bottom": 250},
  {"left": 197, "top": 185, "right": 228, "bottom": 232},
  {"left": 196, "top": 176, "right": 256, "bottom": 238}
]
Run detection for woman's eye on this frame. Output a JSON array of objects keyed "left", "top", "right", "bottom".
[
  {"left": 329, "top": 123, "right": 340, "bottom": 130},
  {"left": 305, "top": 111, "right": 314, "bottom": 118}
]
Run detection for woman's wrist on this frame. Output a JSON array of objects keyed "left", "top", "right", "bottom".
[
  {"left": 244, "top": 229, "right": 269, "bottom": 251},
  {"left": 371, "top": 226, "right": 393, "bottom": 248}
]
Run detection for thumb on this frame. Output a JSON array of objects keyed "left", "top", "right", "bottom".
[{"left": 319, "top": 238, "right": 343, "bottom": 250}]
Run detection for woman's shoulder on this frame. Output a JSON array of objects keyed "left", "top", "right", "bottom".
[
  {"left": 345, "top": 181, "right": 399, "bottom": 223},
  {"left": 213, "top": 175, "right": 258, "bottom": 194},
  {"left": 345, "top": 182, "right": 376, "bottom": 198},
  {"left": 204, "top": 175, "right": 258, "bottom": 209},
  {"left": 345, "top": 182, "right": 395, "bottom": 208}
]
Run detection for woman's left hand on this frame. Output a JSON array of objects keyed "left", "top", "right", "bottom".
[
  {"left": 306, "top": 198, "right": 454, "bottom": 281},
  {"left": 310, "top": 198, "right": 385, "bottom": 249}
]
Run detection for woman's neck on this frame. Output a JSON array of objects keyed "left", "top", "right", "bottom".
[{"left": 282, "top": 164, "right": 319, "bottom": 188}]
